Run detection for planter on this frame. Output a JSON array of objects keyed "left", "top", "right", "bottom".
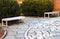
[{"left": 0, "top": 29, "right": 7, "bottom": 39}]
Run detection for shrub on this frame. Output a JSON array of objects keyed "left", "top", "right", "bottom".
[
  {"left": 0, "top": 0, "right": 20, "bottom": 21},
  {"left": 0, "top": 26, "right": 2, "bottom": 29},
  {"left": 21, "top": 0, "right": 54, "bottom": 16}
]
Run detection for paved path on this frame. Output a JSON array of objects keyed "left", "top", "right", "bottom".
[
  {"left": 4, "top": 17, "right": 60, "bottom": 39},
  {"left": 4, "top": 22, "right": 27, "bottom": 39}
]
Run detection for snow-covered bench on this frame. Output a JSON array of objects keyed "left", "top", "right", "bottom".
[
  {"left": 2, "top": 16, "right": 25, "bottom": 26},
  {"left": 44, "top": 12, "right": 59, "bottom": 18}
]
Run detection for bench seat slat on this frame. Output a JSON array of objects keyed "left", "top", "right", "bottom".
[
  {"left": 2, "top": 16, "right": 25, "bottom": 26},
  {"left": 2, "top": 16, "right": 25, "bottom": 21}
]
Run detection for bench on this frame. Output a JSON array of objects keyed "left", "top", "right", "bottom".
[
  {"left": 44, "top": 12, "right": 59, "bottom": 18},
  {"left": 2, "top": 16, "right": 25, "bottom": 26}
]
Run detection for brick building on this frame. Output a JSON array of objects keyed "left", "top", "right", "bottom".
[{"left": 54, "top": 0, "right": 60, "bottom": 12}]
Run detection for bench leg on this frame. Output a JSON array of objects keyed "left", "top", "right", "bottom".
[
  {"left": 48, "top": 14, "right": 49, "bottom": 18},
  {"left": 6, "top": 21, "right": 8, "bottom": 26}
]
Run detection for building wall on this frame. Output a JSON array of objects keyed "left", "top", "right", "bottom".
[{"left": 54, "top": 0, "right": 60, "bottom": 12}]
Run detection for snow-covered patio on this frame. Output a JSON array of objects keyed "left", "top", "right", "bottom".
[{"left": 4, "top": 17, "right": 60, "bottom": 39}]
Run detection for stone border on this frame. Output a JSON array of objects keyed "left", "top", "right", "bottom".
[{"left": 0, "top": 30, "right": 7, "bottom": 39}]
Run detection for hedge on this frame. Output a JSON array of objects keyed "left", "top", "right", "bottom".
[
  {"left": 0, "top": 0, "right": 20, "bottom": 21},
  {"left": 21, "top": 0, "right": 54, "bottom": 16}
]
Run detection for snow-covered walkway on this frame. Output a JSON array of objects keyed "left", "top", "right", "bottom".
[{"left": 4, "top": 17, "right": 60, "bottom": 39}]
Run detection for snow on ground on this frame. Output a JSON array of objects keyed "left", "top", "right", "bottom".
[{"left": 4, "top": 17, "right": 60, "bottom": 39}]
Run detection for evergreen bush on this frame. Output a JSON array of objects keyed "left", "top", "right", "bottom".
[
  {"left": 0, "top": 0, "right": 20, "bottom": 21},
  {"left": 21, "top": 0, "right": 54, "bottom": 16}
]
